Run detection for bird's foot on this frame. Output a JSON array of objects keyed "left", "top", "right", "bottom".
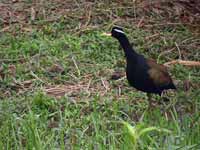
[{"left": 148, "top": 99, "right": 158, "bottom": 109}]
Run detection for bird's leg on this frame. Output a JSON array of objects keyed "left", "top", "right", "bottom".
[
  {"left": 147, "top": 93, "right": 152, "bottom": 101},
  {"left": 147, "top": 93, "right": 154, "bottom": 108},
  {"left": 161, "top": 91, "right": 170, "bottom": 102}
]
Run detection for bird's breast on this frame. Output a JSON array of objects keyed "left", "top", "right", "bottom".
[{"left": 126, "top": 64, "right": 161, "bottom": 94}]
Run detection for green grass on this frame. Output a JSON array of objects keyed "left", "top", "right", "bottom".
[
  {"left": 0, "top": 26, "right": 200, "bottom": 149},
  {"left": 0, "top": 1, "right": 200, "bottom": 149}
]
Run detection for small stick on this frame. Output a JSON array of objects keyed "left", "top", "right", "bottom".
[
  {"left": 72, "top": 56, "right": 81, "bottom": 76},
  {"left": 145, "top": 33, "right": 160, "bottom": 40},
  {"left": 101, "top": 78, "right": 109, "bottom": 91},
  {"left": 175, "top": 42, "right": 182, "bottom": 59},
  {"left": 84, "top": 6, "right": 92, "bottom": 27},
  {"left": 0, "top": 26, "right": 10, "bottom": 32},
  {"left": 164, "top": 60, "right": 200, "bottom": 67},
  {"left": 137, "top": 16, "right": 144, "bottom": 28},
  {"left": 30, "top": 71, "right": 45, "bottom": 83}
]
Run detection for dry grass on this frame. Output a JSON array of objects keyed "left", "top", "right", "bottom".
[{"left": 1, "top": 0, "right": 200, "bottom": 32}]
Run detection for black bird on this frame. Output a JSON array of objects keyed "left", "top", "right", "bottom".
[{"left": 103, "top": 26, "right": 176, "bottom": 101}]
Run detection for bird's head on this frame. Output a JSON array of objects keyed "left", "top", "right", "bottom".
[
  {"left": 102, "top": 26, "right": 126, "bottom": 39},
  {"left": 111, "top": 26, "right": 125, "bottom": 38}
]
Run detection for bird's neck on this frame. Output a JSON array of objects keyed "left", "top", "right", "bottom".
[{"left": 117, "top": 35, "right": 138, "bottom": 60}]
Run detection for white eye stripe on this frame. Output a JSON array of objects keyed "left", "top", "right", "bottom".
[{"left": 113, "top": 29, "right": 125, "bottom": 34}]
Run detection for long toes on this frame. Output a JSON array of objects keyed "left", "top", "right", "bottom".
[{"left": 148, "top": 100, "right": 158, "bottom": 109}]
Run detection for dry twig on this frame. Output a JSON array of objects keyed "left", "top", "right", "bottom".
[{"left": 164, "top": 60, "right": 200, "bottom": 67}]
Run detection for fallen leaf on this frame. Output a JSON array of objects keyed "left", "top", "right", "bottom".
[
  {"left": 8, "top": 64, "right": 16, "bottom": 77},
  {"left": 183, "top": 80, "right": 192, "bottom": 92},
  {"left": 48, "top": 121, "right": 59, "bottom": 129},
  {"left": 111, "top": 71, "right": 125, "bottom": 80},
  {"left": 0, "top": 66, "right": 4, "bottom": 79},
  {"left": 48, "top": 64, "right": 64, "bottom": 74}
]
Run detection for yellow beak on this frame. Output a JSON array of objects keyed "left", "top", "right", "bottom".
[{"left": 101, "top": 32, "right": 111, "bottom": 36}]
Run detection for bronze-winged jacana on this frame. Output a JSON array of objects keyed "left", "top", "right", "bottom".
[{"left": 103, "top": 26, "right": 176, "bottom": 102}]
